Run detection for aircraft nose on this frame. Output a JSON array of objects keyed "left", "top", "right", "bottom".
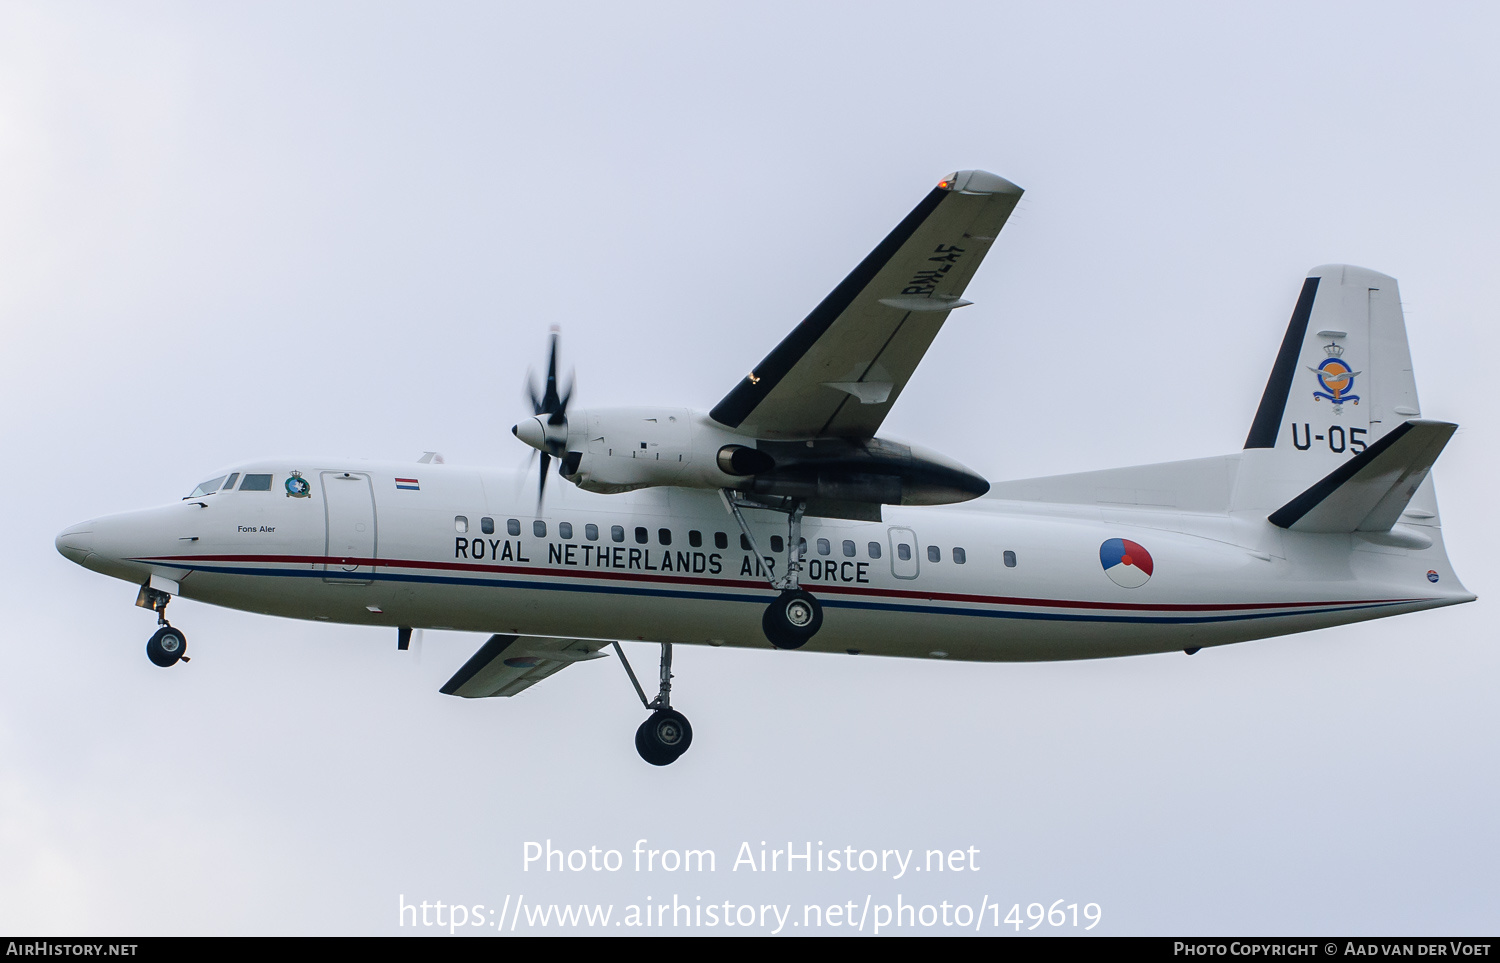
[{"left": 55, "top": 523, "right": 95, "bottom": 564}]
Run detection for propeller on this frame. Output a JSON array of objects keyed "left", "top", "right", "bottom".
[{"left": 513, "top": 327, "right": 573, "bottom": 505}]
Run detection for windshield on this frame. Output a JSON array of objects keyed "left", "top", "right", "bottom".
[{"left": 186, "top": 475, "right": 228, "bottom": 498}]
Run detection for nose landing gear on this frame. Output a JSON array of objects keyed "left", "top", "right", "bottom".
[
  {"left": 136, "top": 582, "right": 189, "bottom": 667},
  {"left": 146, "top": 626, "right": 189, "bottom": 667}
]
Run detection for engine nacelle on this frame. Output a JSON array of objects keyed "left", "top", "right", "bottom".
[
  {"left": 549, "top": 407, "right": 760, "bottom": 494},
  {"left": 747, "top": 437, "right": 989, "bottom": 507},
  {"left": 514, "top": 406, "right": 990, "bottom": 515}
]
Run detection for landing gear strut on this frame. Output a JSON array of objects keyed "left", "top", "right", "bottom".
[
  {"left": 720, "top": 490, "right": 824, "bottom": 650},
  {"left": 614, "top": 641, "right": 692, "bottom": 766},
  {"left": 136, "top": 582, "right": 189, "bottom": 667}
]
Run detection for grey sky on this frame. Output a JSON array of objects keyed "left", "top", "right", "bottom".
[{"left": 1, "top": 2, "right": 1496, "bottom": 934}]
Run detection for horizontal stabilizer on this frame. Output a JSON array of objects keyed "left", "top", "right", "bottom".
[
  {"left": 1267, "top": 420, "right": 1456, "bottom": 533},
  {"left": 440, "top": 634, "right": 609, "bottom": 699}
]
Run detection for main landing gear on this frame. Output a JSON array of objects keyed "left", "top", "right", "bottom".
[
  {"left": 137, "top": 583, "right": 189, "bottom": 667},
  {"left": 613, "top": 641, "right": 692, "bottom": 766},
  {"left": 720, "top": 491, "right": 824, "bottom": 650},
  {"left": 762, "top": 588, "right": 822, "bottom": 650}
]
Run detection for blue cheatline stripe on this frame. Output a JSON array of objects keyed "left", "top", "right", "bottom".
[{"left": 176, "top": 562, "right": 1407, "bottom": 627}]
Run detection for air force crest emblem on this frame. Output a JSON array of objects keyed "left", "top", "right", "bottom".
[
  {"left": 285, "top": 471, "right": 312, "bottom": 498},
  {"left": 1309, "top": 340, "right": 1360, "bottom": 412}
]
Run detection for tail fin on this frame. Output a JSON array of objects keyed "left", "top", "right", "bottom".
[
  {"left": 1267, "top": 419, "right": 1454, "bottom": 532},
  {"left": 1236, "top": 265, "right": 1431, "bottom": 512}
]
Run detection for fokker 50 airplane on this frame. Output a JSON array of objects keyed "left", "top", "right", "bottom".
[{"left": 56, "top": 170, "right": 1473, "bottom": 765}]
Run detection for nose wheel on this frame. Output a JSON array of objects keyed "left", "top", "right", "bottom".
[
  {"left": 137, "top": 582, "right": 189, "bottom": 667},
  {"left": 146, "top": 626, "right": 189, "bottom": 667}
]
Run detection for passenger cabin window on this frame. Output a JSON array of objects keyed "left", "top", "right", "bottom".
[
  {"left": 1003, "top": 550, "right": 1017, "bottom": 568},
  {"left": 585, "top": 523, "right": 599, "bottom": 541},
  {"left": 927, "top": 545, "right": 941, "bottom": 563},
  {"left": 897, "top": 544, "right": 911, "bottom": 561},
  {"left": 559, "top": 522, "right": 573, "bottom": 539},
  {"left": 533, "top": 520, "right": 547, "bottom": 538},
  {"left": 843, "top": 540, "right": 856, "bottom": 557},
  {"left": 187, "top": 475, "right": 228, "bottom": 498},
  {"left": 868, "top": 541, "right": 882, "bottom": 559},
  {"left": 770, "top": 535, "right": 784, "bottom": 553},
  {"left": 612, "top": 525, "right": 625, "bottom": 543},
  {"left": 480, "top": 517, "right": 494, "bottom": 535},
  {"left": 817, "top": 538, "right": 831, "bottom": 556},
  {"left": 740, "top": 534, "right": 752, "bottom": 550},
  {"left": 454, "top": 515, "right": 469, "bottom": 534},
  {"left": 634, "top": 526, "right": 648, "bottom": 544},
  {"left": 658, "top": 528, "right": 672, "bottom": 546},
  {"left": 715, "top": 532, "right": 728, "bottom": 550},
  {"left": 689, "top": 530, "right": 702, "bottom": 548},
  {"left": 953, "top": 547, "right": 967, "bottom": 564},
  {"left": 507, "top": 519, "right": 521, "bottom": 536},
  {"left": 798, "top": 537, "right": 807, "bottom": 555},
  {"left": 239, "top": 474, "right": 273, "bottom": 492}
]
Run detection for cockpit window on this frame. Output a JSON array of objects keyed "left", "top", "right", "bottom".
[
  {"left": 187, "top": 476, "right": 228, "bottom": 498},
  {"left": 222, "top": 473, "right": 240, "bottom": 491},
  {"left": 239, "top": 474, "right": 273, "bottom": 492}
]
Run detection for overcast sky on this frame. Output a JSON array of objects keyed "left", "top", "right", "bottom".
[{"left": 2, "top": 1, "right": 1496, "bottom": 936}]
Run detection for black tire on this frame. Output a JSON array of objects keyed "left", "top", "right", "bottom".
[
  {"left": 762, "top": 589, "right": 822, "bottom": 650},
  {"left": 634, "top": 708, "right": 692, "bottom": 766},
  {"left": 146, "top": 626, "right": 188, "bottom": 667}
]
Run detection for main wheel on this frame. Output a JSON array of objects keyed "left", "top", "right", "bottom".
[
  {"left": 635, "top": 708, "right": 693, "bottom": 766},
  {"left": 762, "top": 589, "right": 822, "bottom": 649},
  {"left": 146, "top": 626, "right": 188, "bottom": 667}
]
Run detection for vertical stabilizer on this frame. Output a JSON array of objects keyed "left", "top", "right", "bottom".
[{"left": 1236, "top": 265, "right": 1425, "bottom": 512}]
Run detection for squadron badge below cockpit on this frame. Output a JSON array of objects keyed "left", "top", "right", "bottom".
[{"left": 285, "top": 471, "right": 311, "bottom": 497}]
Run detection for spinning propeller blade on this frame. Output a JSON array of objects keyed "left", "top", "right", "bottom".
[{"left": 515, "top": 327, "right": 574, "bottom": 507}]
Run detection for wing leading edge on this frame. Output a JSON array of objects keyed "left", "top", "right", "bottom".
[{"left": 709, "top": 169, "right": 1023, "bottom": 440}]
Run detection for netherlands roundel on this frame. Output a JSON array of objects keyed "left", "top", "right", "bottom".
[{"left": 1100, "top": 538, "right": 1154, "bottom": 589}]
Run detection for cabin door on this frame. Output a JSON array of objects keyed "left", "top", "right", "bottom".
[{"left": 322, "top": 471, "right": 376, "bottom": 583}]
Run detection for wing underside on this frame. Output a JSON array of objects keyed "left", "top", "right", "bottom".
[
  {"left": 440, "top": 634, "right": 609, "bottom": 698},
  {"left": 709, "top": 169, "right": 1023, "bottom": 439}
]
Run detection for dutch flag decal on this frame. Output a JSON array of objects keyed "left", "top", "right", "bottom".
[
  {"left": 1100, "top": 538, "right": 1153, "bottom": 589},
  {"left": 395, "top": 477, "right": 420, "bottom": 491}
]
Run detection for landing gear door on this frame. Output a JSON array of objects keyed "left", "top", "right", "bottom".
[
  {"left": 322, "top": 471, "right": 376, "bottom": 583},
  {"left": 888, "top": 527, "right": 919, "bottom": 579}
]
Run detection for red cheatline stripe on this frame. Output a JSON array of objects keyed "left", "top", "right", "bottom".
[{"left": 134, "top": 553, "right": 1429, "bottom": 614}]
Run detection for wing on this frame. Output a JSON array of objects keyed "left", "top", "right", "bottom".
[
  {"left": 440, "top": 634, "right": 609, "bottom": 699},
  {"left": 709, "top": 169, "right": 1023, "bottom": 439}
]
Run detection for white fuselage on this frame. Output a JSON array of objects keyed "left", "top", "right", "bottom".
[{"left": 55, "top": 458, "right": 1471, "bottom": 662}]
